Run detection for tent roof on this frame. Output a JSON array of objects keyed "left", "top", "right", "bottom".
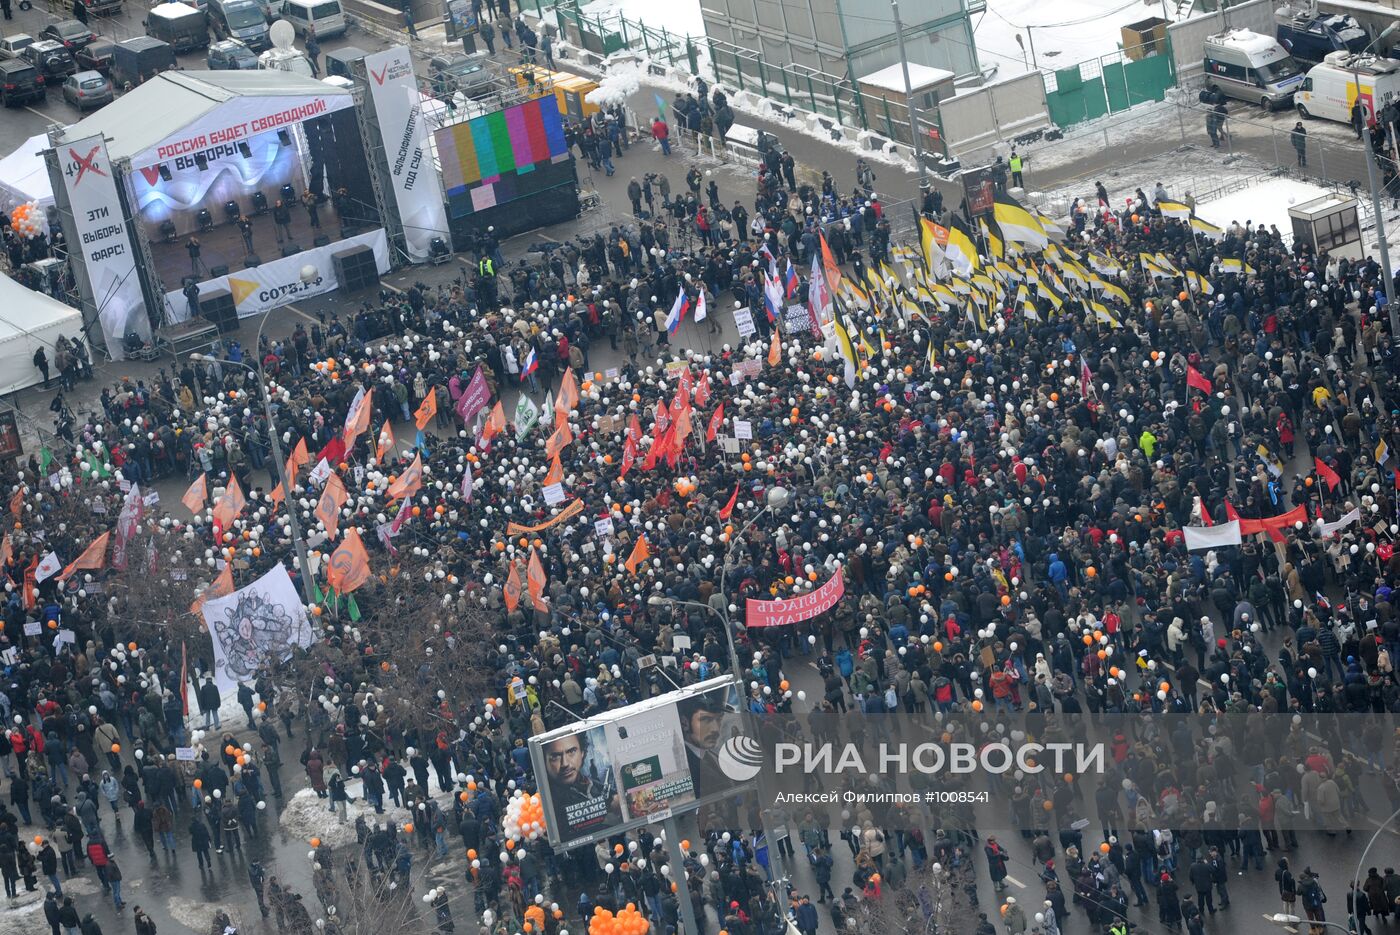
[
  {"left": 0, "top": 133, "right": 54, "bottom": 208},
  {"left": 0, "top": 273, "right": 83, "bottom": 395},
  {"left": 55, "top": 70, "right": 351, "bottom": 164}
]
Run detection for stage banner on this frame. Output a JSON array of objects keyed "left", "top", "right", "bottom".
[
  {"left": 199, "top": 564, "right": 313, "bottom": 695},
  {"left": 55, "top": 135, "right": 146, "bottom": 360},
  {"left": 745, "top": 566, "right": 845, "bottom": 627},
  {"left": 130, "top": 93, "right": 355, "bottom": 170},
  {"left": 362, "top": 46, "right": 449, "bottom": 263},
  {"left": 165, "top": 228, "right": 390, "bottom": 322}
]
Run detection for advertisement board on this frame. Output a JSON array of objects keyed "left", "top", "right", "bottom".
[
  {"left": 0, "top": 411, "right": 21, "bottom": 461},
  {"left": 443, "top": 0, "right": 479, "bottom": 40},
  {"left": 961, "top": 164, "right": 996, "bottom": 217},
  {"left": 435, "top": 95, "right": 571, "bottom": 220},
  {"left": 164, "top": 228, "right": 390, "bottom": 321},
  {"left": 55, "top": 135, "right": 146, "bottom": 361},
  {"left": 362, "top": 46, "right": 450, "bottom": 262},
  {"left": 531, "top": 676, "right": 739, "bottom": 851}
]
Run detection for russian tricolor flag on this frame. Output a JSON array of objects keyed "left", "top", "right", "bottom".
[
  {"left": 763, "top": 272, "right": 783, "bottom": 323},
  {"left": 783, "top": 262, "right": 799, "bottom": 299},
  {"left": 666, "top": 289, "right": 691, "bottom": 335},
  {"left": 520, "top": 347, "right": 538, "bottom": 381}
]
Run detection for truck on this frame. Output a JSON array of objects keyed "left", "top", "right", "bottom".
[
  {"left": 145, "top": 3, "right": 209, "bottom": 53},
  {"left": 110, "top": 36, "right": 175, "bottom": 88},
  {"left": 1203, "top": 28, "right": 1304, "bottom": 110},
  {"left": 1295, "top": 51, "right": 1400, "bottom": 126},
  {"left": 1276, "top": 3, "right": 1370, "bottom": 66},
  {"left": 258, "top": 45, "right": 312, "bottom": 76}
]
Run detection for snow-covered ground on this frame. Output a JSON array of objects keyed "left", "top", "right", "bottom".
[
  {"left": 1194, "top": 175, "right": 1330, "bottom": 234},
  {"left": 578, "top": 0, "right": 704, "bottom": 38},
  {"left": 973, "top": 0, "right": 1182, "bottom": 78}
]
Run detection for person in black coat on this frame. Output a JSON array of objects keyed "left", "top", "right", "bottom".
[
  {"left": 43, "top": 891, "right": 61, "bottom": 935},
  {"left": 57, "top": 897, "right": 80, "bottom": 932},
  {"left": 71, "top": 0, "right": 88, "bottom": 25},
  {"left": 188, "top": 816, "right": 212, "bottom": 869}
]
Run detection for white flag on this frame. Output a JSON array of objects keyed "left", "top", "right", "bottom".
[
  {"left": 461, "top": 460, "right": 474, "bottom": 503},
  {"left": 1183, "top": 521, "right": 1242, "bottom": 552},
  {"left": 34, "top": 551, "right": 62, "bottom": 582},
  {"left": 1317, "top": 507, "right": 1361, "bottom": 539},
  {"left": 694, "top": 290, "right": 707, "bottom": 322}
]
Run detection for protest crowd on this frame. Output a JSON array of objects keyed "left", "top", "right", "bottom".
[{"left": 0, "top": 128, "right": 1399, "bottom": 935}]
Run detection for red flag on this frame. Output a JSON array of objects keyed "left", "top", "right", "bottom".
[
  {"left": 1186, "top": 365, "right": 1212, "bottom": 394},
  {"left": 1224, "top": 500, "right": 1241, "bottom": 523},
  {"left": 627, "top": 415, "right": 643, "bottom": 448},
  {"left": 1314, "top": 457, "right": 1340, "bottom": 492},
  {"left": 1197, "top": 498, "right": 1213, "bottom": 527},
  {"left": 620, "top": 436, "right": 636, "bottom": 479},
  {"left": 316, "top": 435, "right": 347, "bottom": 467},
  {"left": 707, "top": 403, "right": 725, "bottom": 443},
  {"left": 694, "top": 371, "right": 711, "bottom": 409},
  {"left": 1079, "top": 358, "right": 1092, "bottom": 399},
  {"left": 718, "top": 482, "right": 740, "bottom": 521}
]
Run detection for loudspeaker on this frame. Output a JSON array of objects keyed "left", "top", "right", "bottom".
[
  {"left": 244, "top": 254, "right": 261, "bottom": 268},
  {"left": 313, "top": 234, "right": 330, "bottom": 247},
  {"left": 200, "top": 288, "right": 239, "bottom": 334},
  {"left": 332, "top": 245, "right": 379, "bottom": 294},
  {"left": 210, "top": 264, "right": 230, "bottom": 277},
  {"left": 281, "top": 244, "right": 300, "bottom": 258}
]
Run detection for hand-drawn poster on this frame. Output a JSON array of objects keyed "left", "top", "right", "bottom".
[{"left": 200, "top": 565, "right": 313, "bottom": 694}]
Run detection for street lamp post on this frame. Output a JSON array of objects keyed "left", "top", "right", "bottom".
[
  {"left": 889, "top": 0, "right": 930, "bottom": 190},
  {"left": 1349, "top": 26, "right": 1400, "bottom": 343},
  {"left": 191, "top": 353, "right": 317, "bottom": 606}
]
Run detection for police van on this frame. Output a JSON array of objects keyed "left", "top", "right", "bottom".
[
  {"left": 1295, "top": 52, "right": 1400, "bottom": 126},
  {"left": 1203, "top": 28, "right": 1304, "bottom": 110}
]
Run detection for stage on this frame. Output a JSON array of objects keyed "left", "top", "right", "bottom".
[{"left": 149, "top": 198, "right": 349, "bottom": 289}]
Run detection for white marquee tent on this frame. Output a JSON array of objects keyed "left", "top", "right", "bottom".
[
  {"left": 0, "top": 273, "right": 83, "bottom": 394},
  {"left": 0, "top": 133, "right": 55, "bottom": 215}
]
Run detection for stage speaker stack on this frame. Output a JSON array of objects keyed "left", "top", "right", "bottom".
[
  {"left": 210, "top": 264, "right": 230, "bottom": 278},
  {"left": 332, "top": 245, "right": 379, "bottom": 294},
  {"left": 201, "top": 288, "right": 240, "bottom": 334},
  {"left": 313, "top": 235, "right": 330, "bottom": 248},
  {"left": 244, "top": 254, "right": 262, "bottom": 268}
]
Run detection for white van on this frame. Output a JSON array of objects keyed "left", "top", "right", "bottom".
[
  {"left": 1203, "top": 28, "right": 1304, "bottom": 109},
  {"left": 278, "top": 0, "right": 344, "bottom": 38},
  {"left": 1295, "top": 51, "right": 1400, "bottom": 126},
  {"left": 259, "top": 45, "right": 313, "bottom": 75}
]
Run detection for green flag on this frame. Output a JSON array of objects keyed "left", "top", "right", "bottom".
[
  {"left": 346, "top": 594, "right": 361, "bottom": 622},
  {"left": 38, "top": 447, "right": 54, "bottom": 475}
]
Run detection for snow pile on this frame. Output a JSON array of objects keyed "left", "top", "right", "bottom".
[
  {"left": 579, "top": 0, "right": 704, "bottom": 38},
  {"left": 1195, "top": 175, "right": 1328, "bottom": 237},
  {"left": 4, "top": 877, "right": 99, "bottom": 935},
  {"left": 973, "top": 0, "right": 1183, "bottom": 79},
  {"left": 587, "top": 63, "right": 643, "bottom": 107}
]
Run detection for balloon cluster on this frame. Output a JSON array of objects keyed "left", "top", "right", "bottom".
[
  {"left": 10, "top": 201, "right": 42, "bottom": 240},
  {"left": 503, "top": 789, "right": 546, "bottom": 842},
  {"left": 589, "top": 905, "right": 647, "bottom": 935}
]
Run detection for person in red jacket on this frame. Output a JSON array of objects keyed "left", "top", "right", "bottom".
[{"left": 651, "top": 117, "right": 670, "bottom": 157}]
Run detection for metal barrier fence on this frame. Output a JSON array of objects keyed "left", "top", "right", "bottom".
[
  {"left": 1043, "top": 43, "right": 1178, "bottom": 129},
  {"left": 704, "top": 38, "right": 872, "bottom": 131}
]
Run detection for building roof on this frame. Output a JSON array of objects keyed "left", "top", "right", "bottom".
[
  {"left": 54, "top": 70, "right": 351, "bottom": 165},
  {"left": 858, "top": 61, "right": 955, "bottom": 93}
]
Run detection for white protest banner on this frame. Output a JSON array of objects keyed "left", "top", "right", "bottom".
[
  {"left": 1183, "top": 521, "right": 1242, "bottom": 551},
  {"left": 200, "top": 565, "right": 313, "bottom": 695}
]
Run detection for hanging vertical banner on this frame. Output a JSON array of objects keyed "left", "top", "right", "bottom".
[
  {"left": 362, "top": 46, "right": 449, "bottom": 262},
  {"left": 54, "top": 135, "right": 145, "bottom": 359}
]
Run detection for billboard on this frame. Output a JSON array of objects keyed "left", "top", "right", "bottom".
[
  {"left": 443, "top": 0, "right": 479, "bottom": 40},
  {"left": 531, "top": 676, "right": 740, "bottom": 851},
  {"left": 961, "top": 164, "right": 996, "bottom": 216},
  {"left": 362, "top": 46, "right": 450, "bottom": 262},
  {"left": 434, "top": 96, "right": 571, "bottom": 219}
]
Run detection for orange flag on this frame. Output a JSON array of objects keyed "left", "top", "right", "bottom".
[
  {"left": 386, "top": 452, "right": 423, "bottom": 502},
  {"left": 481, "top": 401, "right": 507, "bottom": 444},
  {"left": 211, "top": 475, "right": 246, "bottom": 530},
  {"left": 342, "top": 387, "right": 373, "bottom": 449},
  {"left": 375, "top": 422, "right": 395, "bottom": 463},
  {"left": 544, "top": 421, "right": 573, "bottom": 461},
  {"left": 414, "top": 389, "right": 438, "bottom": 431},
  {"left": 181, "top": 473, "right": 208, "bottom": 515},
  {"left": 269, "top": 482, "right": 285, "bottom": 507},
  {"left": 189, "top": 563, "right": 234, "bottom": 614},
  {"left": 287, "top": 437, "right": 310, "bottom": 478},
  {"left": 526, "top": 547, "right": 548, "bottom": 611},
  {"left": 625, "top": 534, "right": 651, "bottom": 575},
  {"left": 503, "top": 561, "right": 522, "bottom": 612},
  {"left": 0, "top": 533, "right": 13, "bottom": 572},
  {"left": 60, "top": 531, "right": 110, "bottom": 581},
  {"left": 555, "top": 368, "right": 579, "bottom": 427},
  {"left": 315, "top": 472, "right": 349, "bottom": 539},
  {"left": 767, "top": 328, "right": 781, "bottom": 366},
  {"left": 543, "top": 455, "right": 564, "bottom": 486},
  {"left": 327, "top": 527, "right": 371, "bottom": 594},
  {"left": 9, "top": 487, "right": 23, "bottom": 518}
]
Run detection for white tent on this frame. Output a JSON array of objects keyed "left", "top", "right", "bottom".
[
  {"left": 0, "top": 273, "right": 84, "bottom": 394},
  {"left": 0, "top": 134, "right": 55, "bottom": 214}
]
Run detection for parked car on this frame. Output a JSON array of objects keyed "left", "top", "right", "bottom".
[
  {"left": 277, "top": 0, "right": 344, "bottom": 38},
  {"left": 77, "top": 0, "right": 125, "bottom": 16},
  {"left": 0, "top": 59, "right": 46, "bottom": 106},
  {"left": 428, "top": 51, "right": 495, "bottom": 98},
  {"left": 23, "top": 40, "right": 77, "bottom": 81},
  {"left": 39, "top": 20, "right": 98, "bottom": 52},
  {"left": 144, "top": 3, "right": 209, "bottom": 53},
  {"left": 62, "top": 69, "right": 113, "bottom": 109},
  {"left": 0, "top": 34, "right": 35, "bottom": 61},
  {"left": 207, "top": 37, "right": 258, "bottom": 69},
  {"left": 74, "top": 37, "right": 116, "bottom": 73}
]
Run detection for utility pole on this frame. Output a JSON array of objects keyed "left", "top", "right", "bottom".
[
  {"left": 1352, "top": 30, "right": 1400, "bottom": 343},
  {"left": 889, "top": 0, "right": 929, "bottom": 188}
]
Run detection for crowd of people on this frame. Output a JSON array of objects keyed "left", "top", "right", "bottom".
[{"left": 1, "top": 87, "right": 1400, "bottom": 935}]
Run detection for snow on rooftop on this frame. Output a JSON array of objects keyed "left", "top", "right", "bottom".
[{"left": 859, "top": 61, "right": 956, "bottom": 91}]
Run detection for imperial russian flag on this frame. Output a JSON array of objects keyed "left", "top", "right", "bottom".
[
  {"left": 666, "top": 289, "right": 691, "bottom": 336},
  {"left": 520, "top": 347, "right": 538, "bottom": 381}
]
